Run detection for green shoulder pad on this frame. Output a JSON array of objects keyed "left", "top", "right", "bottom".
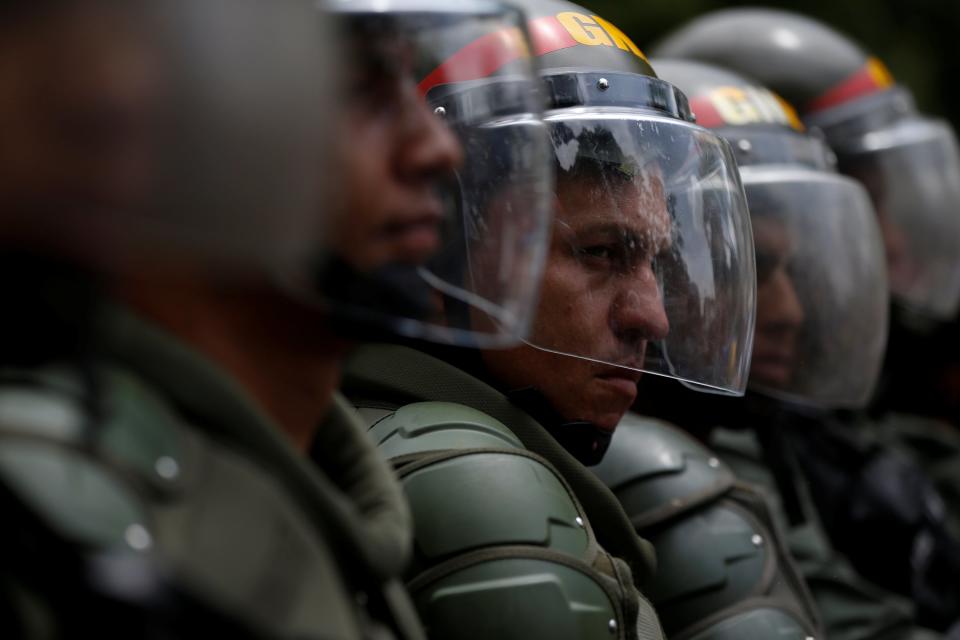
[
  {"left": 371, "top": 401, "right": 632, "bottom": 638},
  {"left": 367, "top": 401, "right": 524, "bottom": 459},
  {"left": 403, "top": 449, "right": 590, "bottom": 561},
  {"left": 0, "top": 365, "right": 186, "bottom": 548},
  {"left": 414, "top": 556, "right": 620, "bottom": 640},
  {"left": 596, "top": 416, "right": 819, "bottom": 640},
  {"left": 643, "top": 500, "right": 776, "bottom": 635},
  {"left": 593, "top": 413, "right": 736, "bottom": 528}
]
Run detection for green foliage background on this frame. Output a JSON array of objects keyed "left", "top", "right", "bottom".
[{"left": 584, "top": 0, "right": 960, "bottom": 123}]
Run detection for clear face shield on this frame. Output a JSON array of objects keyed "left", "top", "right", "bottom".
[
  {"left": 0, "top": 0, "right": 330, "bottom": 278},
  {"left": 322, "top": 0, "right": 553, "bottom": 347},
  {"left": 519, "top": 75, "right": 756, "bottom": 395},
  {"left": 741, "top": 166, "right": 889, "bottom": 409},
  {"left": 812, "top": 88, "right": 960, "bottom": 321}
]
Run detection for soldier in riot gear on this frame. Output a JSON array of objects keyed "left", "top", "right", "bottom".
[
  {"left": 593, "top": 58, "right": 890, "bottom": 640},
  {"left": 644, "top": 11, "right": 960, "bottom": 635},
  {"left": 0, "top": 0, "right": 553, "bottom": 636},
  {"left": 654, "top": 8, "right": 960, "bottom": 325},
  {"left": 338, "top": 2, "right": 767, "bottom": 638}
]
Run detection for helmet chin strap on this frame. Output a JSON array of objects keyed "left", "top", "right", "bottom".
[{"left": 506, "top": 386, "right": 613, "bottom": 466}]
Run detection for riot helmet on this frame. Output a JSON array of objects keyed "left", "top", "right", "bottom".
[
  {"left": 0, "top": 0, "right": 556, "bottom": 351},
  {"left": 321, "top": 0, "right": 553, "bottom": 348},
  {"left": 654, "top": 58, "right": 888, "bottom": 409},
  {"left": 656, "top": 8, "right": 960, "bottom": 321},
  {"left": 485, "top": 0, "right": 757, "bottom": 399}
]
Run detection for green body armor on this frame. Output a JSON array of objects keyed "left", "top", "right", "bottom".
[
  {"left": 345, "top": 344, "right": 666, "bottom": 640},
  {"left": 593, "top": 413, "right": 821, "bottom": 640},
  {"left": 0, "top": 307, "right": 423, "bottom": 639}
]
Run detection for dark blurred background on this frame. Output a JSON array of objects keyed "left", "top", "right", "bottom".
[{"left": 586, "top": 0, "right": 960, "bottom": 124}]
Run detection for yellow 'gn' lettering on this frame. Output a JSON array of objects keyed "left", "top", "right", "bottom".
[
  {"left": 709, "top": 86, "right": 802, "bottom": 130},
  {"left": 555, "top": 12, "right": 648, "bottom": 61},
  {"left": 557, "top": 12, "right": 612, "bottom": 46}
]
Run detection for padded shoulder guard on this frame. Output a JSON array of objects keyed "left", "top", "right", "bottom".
[
  {"left": 366, "top": 401, "right": 525, "bottom": 458},
  {"left": 594, "top": 413, "right": 736, "bottom": 529},
  {"left": 0, "top": 366, "right": 397, "bottom": 639},
  {"left": 358, "top": 401, "right": 645, "bottom": 640},
  {"left": 0, "top": 366, "right": 181, "bottom": 549},
  {"left": 594, "top": 414, "right": 820, "bottom": 640}
]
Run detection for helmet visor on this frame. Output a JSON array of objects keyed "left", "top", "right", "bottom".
[
  {"left": 838, "top": 115, "right": 960, "bottom": 320},
  {"left": 324, "top": 1, "right": 552, "bottom": 348},
  {"left": 522, "top": 110, "right": 756, "bottom": 395},
  {"left": 742, "top": 167, "right": 889, "bottom": 409}
]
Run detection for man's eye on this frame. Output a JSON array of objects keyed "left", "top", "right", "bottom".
[{"left": 580, "top": 245, "right": 616, "bottom": 261}]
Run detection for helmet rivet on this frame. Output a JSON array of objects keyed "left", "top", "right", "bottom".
[
  {"left": 433, "top": 106, "right": 446, "bottom": 117},
  {"left": 155, "top": 456, "right": 180, "bottom": 481},
  {"left": 737, "top": 139, "right": 753, "bottom": 153},
  {"left": 608, "top": 618, "right": 618, "bottom": 634},
  {"left": 707, "top": 457, "right": 720, "bottom": 469},
  {"left": 597, "top": 77, "right": 610, "bottom": 91},
  {"left": 125, "top": 524, "right": 153, "bottom": 551},
  {"left": 751, "top": 534, "right": 764, "bottom": 547},
  {"left": 575, "top": 516, "right": 585, "bottom": 528}
]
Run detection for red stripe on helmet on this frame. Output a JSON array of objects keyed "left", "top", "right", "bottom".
[
  {"left": 687, "top": 97, "right": 724, "bottom": 129},
  {"left": 418, "top": 16, "right": 577, "bottom": 96},
  {"left": 418, "top": 28, "right": 526, "bottom": 95},
  {"left": 806, "top": 59, "right": 894, "bottom": 113},
  {"left": 528, "top": 15, "right": 578, "bottom": 56}
]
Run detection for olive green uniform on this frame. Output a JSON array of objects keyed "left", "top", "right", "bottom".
[
  {"left": 0, "top": 305, "right": 423, "bottom": 638},
  {"left": 342, "top": 343, "right": 665, "bottom": 640}
]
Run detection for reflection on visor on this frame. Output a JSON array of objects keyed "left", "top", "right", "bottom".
[
  {"left": 742, "top": 168, "right": 889, "bottom": 409},
  {"left": 325, "top": 6, "right": 552, "bottom": 348},
  {"left": 522, "top": 112, "right": 756, "bottom": 395},
  {"left": 838, "top": 116, "right": 960, "bottom": 320}
]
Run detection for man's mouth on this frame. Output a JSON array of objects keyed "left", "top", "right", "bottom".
[
  {"left": 380, "top": 208, "right": 443, "bottom": 264},
  {"left": 750, "top": 353, "right": 796, "bottom": 387},
  {"left": 593, "top": 365, "right": 642, "bottom": 408}
]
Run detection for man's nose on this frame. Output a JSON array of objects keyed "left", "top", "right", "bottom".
[
  {"left": 610, "top": 264, "right": 670, "bottom": 343},
  {"left": 393, "top": 94, "right": 463, "bottom": 184},
  {"left": 764, "top": 268, "right": 805, "bottom": 329}
]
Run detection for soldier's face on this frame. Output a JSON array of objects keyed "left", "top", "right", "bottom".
[
  {"left": 333, "top": 31, "right": 462, "bottom": 273},
  {"left": 482, "top": 168, "right": 671, "bottom": 432},
  {"left": 750, "top": 217, "right": 805, "bottom": 388}
]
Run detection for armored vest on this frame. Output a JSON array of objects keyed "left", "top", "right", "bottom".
[
  {"left": 0, "top": 306, "right": 423, "bottom": 639},
  {"left": 343, "top": 343, "right": 666, "bottom": 640},
  {"left": 594, "top": 412, "right": 822, "bottom": 640}
]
